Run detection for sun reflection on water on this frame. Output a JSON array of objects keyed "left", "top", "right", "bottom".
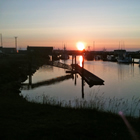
[{"left": 79, "top": 56, "right": 83, "bottom": 67}]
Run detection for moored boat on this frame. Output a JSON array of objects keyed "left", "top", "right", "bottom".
[
  {"left": 117, "top": 57, "right": 132, "bottom": 63},
  {"left": 60, "top": 54, "right": 69, "bottom": 60},
  {"left": 117, "top": 52, "right": 132, "bottom": 63},
  {"left": 60, "top": 45, "right": 69, "bottom": 60}
]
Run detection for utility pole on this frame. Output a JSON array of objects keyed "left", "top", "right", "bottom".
[
  {"left": 15, "top": 36, "right": 17, "bottom": 52},
  {"left": 0, "top": 33, "right": 3, "bottom": 47}
]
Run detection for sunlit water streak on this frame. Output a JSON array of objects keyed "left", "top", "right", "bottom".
[
  {"left": 79, "top": 55, "right": 83, "bottom": 67},
  {"left": 20, "top": 56, "right": 140, "bottom": 117}
]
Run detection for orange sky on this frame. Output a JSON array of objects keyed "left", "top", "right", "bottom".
[{"left": 0, "top": 0, "right": 140, "bottom": 51}]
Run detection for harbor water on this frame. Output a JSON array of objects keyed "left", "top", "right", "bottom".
[{"left": 20, "top": 56, "right": 140, "bottom": 117}]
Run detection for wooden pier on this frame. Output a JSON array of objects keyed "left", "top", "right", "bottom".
[
  {"left": 47, "top": 56, "right": 104, "bottom": 87},
  {"left": 48, "top": 61, "right": 72, "bottom": 70},
  {"left": 68, "top": 64, "right": 104, "bottom": 87}
]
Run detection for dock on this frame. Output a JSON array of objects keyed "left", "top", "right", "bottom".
[
  {"left": 48, "top": 61, "right": 72, "bottom": 70},
  {"left": 69, "top": 64, "right": 104, "bottom": 87},
  {"left": 47, "top": 59, "right": 104, "bottom": 87}
]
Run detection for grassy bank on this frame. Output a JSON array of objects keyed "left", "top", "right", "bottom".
[{"left": 0, "top": 54, "right": 140, "bottom": 140}]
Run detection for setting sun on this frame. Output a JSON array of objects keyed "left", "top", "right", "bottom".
[{"left": 76, "top": 42, "right": 85, "bottom": 51}]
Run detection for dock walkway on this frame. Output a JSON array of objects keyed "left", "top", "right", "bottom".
[
  {"left": 48, "top": 61, "right": 72, "bottom": 70},
  {"left": 72, "top": 64, "right": 104, "bottom": 87},
  {"left": 48, "top": 61, "right": 104, "bottom": 87}
]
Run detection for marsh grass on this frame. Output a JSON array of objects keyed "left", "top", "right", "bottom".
[
  {"left": 129, "top": 96, "right": 140, "bottom": 117},
  {"left": 25, "top": 92, "right": 140, "bottom": 118}
]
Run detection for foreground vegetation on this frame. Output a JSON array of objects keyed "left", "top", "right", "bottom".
[{"left": 0, "top": 54, "right": 140, "bottom": 140}]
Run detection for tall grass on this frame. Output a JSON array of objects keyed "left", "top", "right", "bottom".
[{"left": 24, "top": 92, "right": 140, "bottom": 118}]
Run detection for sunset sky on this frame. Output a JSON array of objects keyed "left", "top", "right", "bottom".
[{"left": 0, "top": 0, "right": 140, "bottom": 51}]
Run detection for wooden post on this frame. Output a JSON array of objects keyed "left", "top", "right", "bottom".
[
  {"left": 75, "top": 55, "right": 76, "bottom": 71},
  {"left": 82, "top": 54, "right": 84, "bottom": 77},
  {"left": 29, "top": 62, "right": 32, "bottom": 85},
  {"left": 28, "top": 58, "right": 32, "bottom": 89},
  {"left": 28, "top": 74, "right": 32, "bottom": 89},
  {"left": 82, "top": 50, "right": 85, "bottom": 98},
  {"left": 72, "top": 55, "right": 73, "bottom": 71},
  {"left": 74, "top": 73, "right": 77, "bottom": 85},
  {"left": 82, "top": 77, "right": 84, "bottom": 99}
]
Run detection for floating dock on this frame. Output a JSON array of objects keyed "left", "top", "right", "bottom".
[
  {"left": 48, "top": 60, "right": 104, "bottom": 87},
  {"left": 68, "top": 64, "right": 104, "bottom": 87}
]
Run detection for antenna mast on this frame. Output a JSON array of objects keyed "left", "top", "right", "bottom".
[{"left": 15, "top": 36, "right": 17, "bottom": 52}]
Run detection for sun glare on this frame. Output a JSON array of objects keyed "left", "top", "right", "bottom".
[
  {"left": 79, "top": 56, "right": 83, "bottom": 67},
  {"left": 77, "top": 42, "right": 85, "bottom": 51}
]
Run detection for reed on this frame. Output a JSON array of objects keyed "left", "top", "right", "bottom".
[
  {"left": 129, "top": 96, "right": 140, "bottom": 117},
  {"left": 25, "top": 92, "right": 140, "bottom": 118}
]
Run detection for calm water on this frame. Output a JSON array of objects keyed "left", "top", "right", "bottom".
[{"left": 20, "top": 56, "right": 140, "bottom": 117}]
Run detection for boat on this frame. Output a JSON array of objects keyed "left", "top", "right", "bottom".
[
  {"left": 60, "top": 54, "right": 69, "bottom": 60},
  {"left": 117, "top": 57, "right": 132, "bottom": 63},
  {"left": 60, "top": 45, "right": 69, "bottom": 60},
  {"left": 117, "top": 52, "right": 132, "bottom": 63},
  {"left": 107, "top": 55, "right": 117, "bottom": 62},
  {"left": 84, "top": 45, "right": 94, "bottom": 61}
]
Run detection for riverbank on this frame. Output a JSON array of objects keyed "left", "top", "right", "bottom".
[{"left": 0, "top": 54, "right": 140, "bottom": 140}]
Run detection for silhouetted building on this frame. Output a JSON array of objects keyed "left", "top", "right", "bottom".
[
  {"left": 2, "top": 47, "right": 17, "bottom": 54},
  {"left": 27, "top": 46, "right": 53, "bottom": 55},
  {"left": 27, "top": 46, "right": 53, "bottom": 59},
  {"left": 0, "top": 47, "right": 2, "bottom": 52},
  {"left": 18, "top": 50, "right": 27, "bottom": 54}
]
